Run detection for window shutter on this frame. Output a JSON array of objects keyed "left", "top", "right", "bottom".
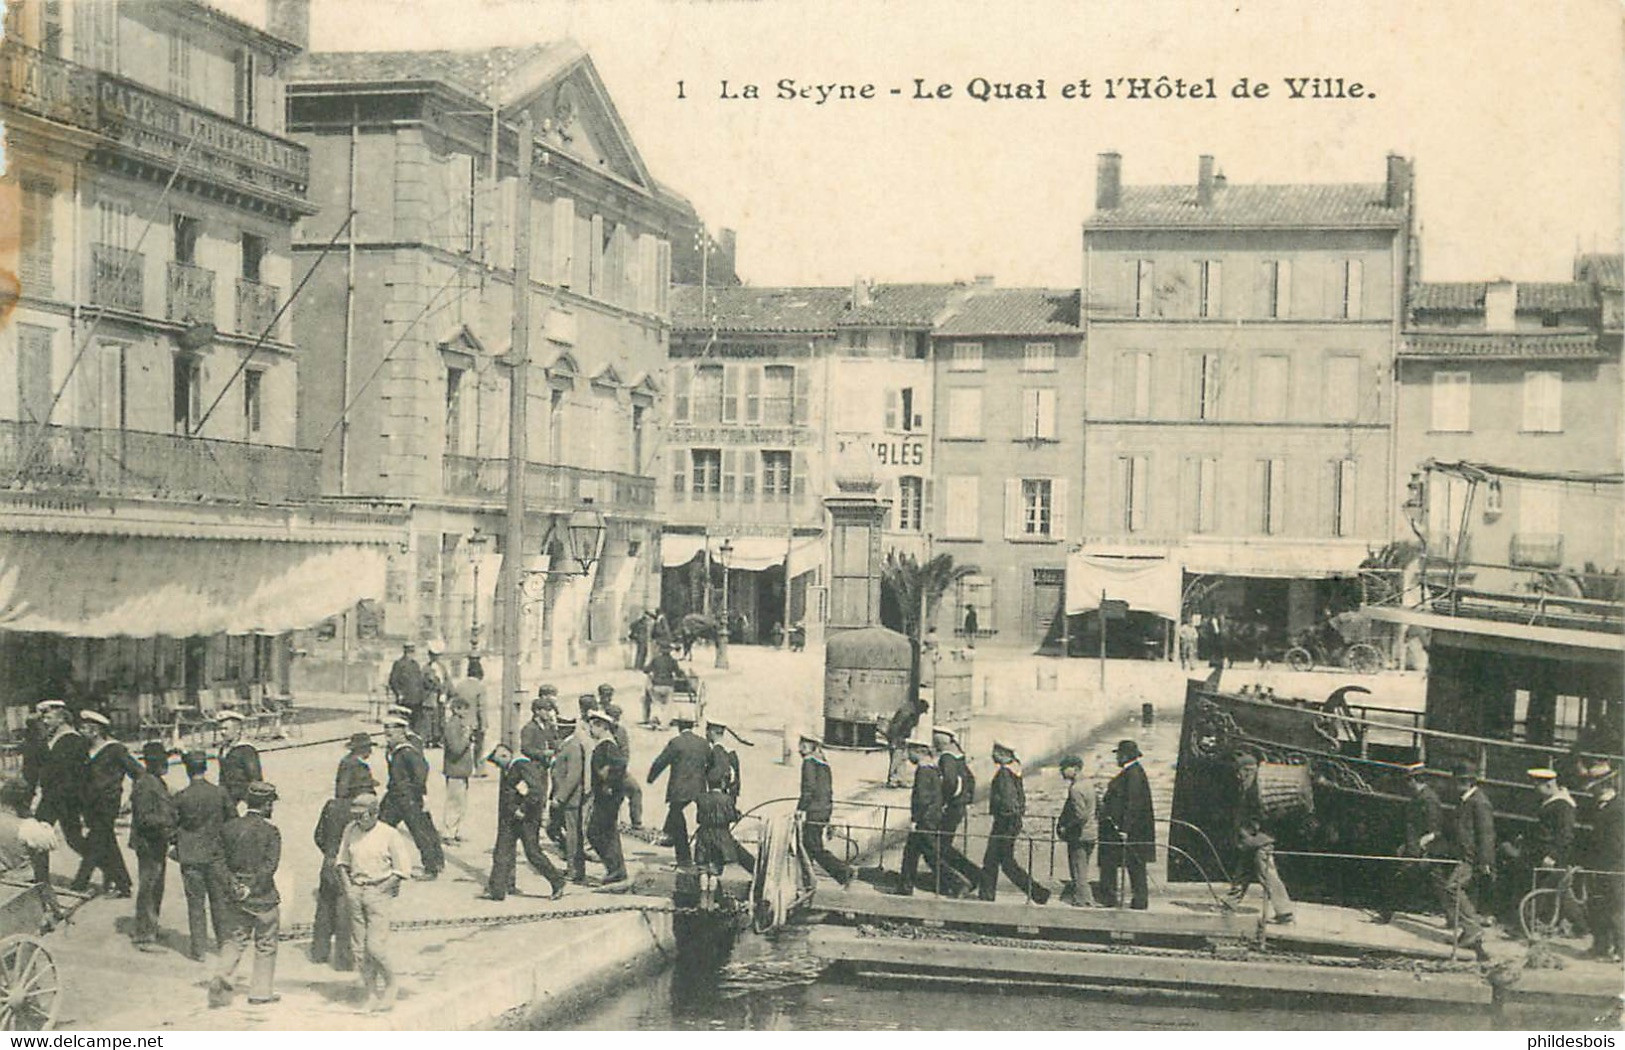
[
  {"left": 669, "top": 448, "right": 686, "bottom": 502},
  {"left": 1344, "top": 259, "right": 1363, "bottom": 319},
  {"left": 655, "top": 240, "right": 671, "bottom": 315},
  {"left": 588, "top": 214, "right": 605, "bottom": 297},
  {"left": 741, "top": 449, "right": 757, "bottom": 501},
  {"left": 1545, "top": 373, "right": 1562, "bottom": 431},
  {"left": 1268, "top": 459, "right": 1286, "bottom": 534},
  {"left": 722, "top": 449, "right": 738, "bottom": 502},
  {"left": 792, "top": 366, "right": 810, "bottom": 424},
  {"left": 921, "top": 478, "right": 934, "bottom": 532},
  {"left": 1019, "top": 389, "right": 1038, "bottom": 438},
  {"left": 1276, "top": 260, "right": 1292, "bottom": 318},
  {"left": 551, "top": 198, "right": 574, "bottom": 286},
  {"left": 722, "top": 364, "right": 740, "bottom": 423},
  {"left": 1051, "top": 478, "right": 1068, "bottom": 541},
  {"left": 672, "top": 364, "right": 691, "bottom": 422},
  {"left": 745, "top": 366, "right": 762, "bottom": 423},
  {"left": 1206, "top": 260, "right": 1222, "bottom": 318},
  {"left": 1112, "top": 354, "right": 1133, "bottom": 417},
  {"left": 1338, "top": 460, "right": 1357, "bottom": 537},
  {"left": 1004, "top": 478, "right": 1022, "bottom": 539},
  {"left": 790, "top": 451, "right": 808, "bottom": 497},
  {"left": 1037, "top": 389, "right": 1056, "bottom": 439},
  {"left": 884, "top": 389, "right": 900, "bottom": 431}
]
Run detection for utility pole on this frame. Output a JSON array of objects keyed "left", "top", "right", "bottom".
[{"left": 499, "top": 112, "right": 533, "bottom": 750}]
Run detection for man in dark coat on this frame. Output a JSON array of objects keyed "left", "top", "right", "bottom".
[
  {"left": 899, "top": 738, "right": 969, "bottom": 896},
  {"left": 482, "top": 744, "right": 566, "bottom": 901},
  {"left": 695, "top": 750, "right": 754, "bottom": 877},
  {"left": 174, "top": 749, "right": 233, "bottom": 961},
  {"left": 978, "top": 741, "right": 1050, "bottom": 904},
  {"left": 129, "top": 742, "right": 176, "bottom": 950},
  {"left": 1440, "top": 761, "right": 1494, "bottom": 961},
  {"left": 521, "top": 691, "right": 561, "bottom": 764},
  {"left": 379, "top": 717, "right": 443, "bottom": 878},
  {"left": 933, "top": 727, "right": 983, "bottom": 886},
  {"left": 1226, "top": 752, "right": 1294, "bottom": 924},
  {"left": 311, "top": 789, "right": 356, "bottom": 970},
  {"left": 216, "top": 710, "right": 262, "bottom": 808},
  {"left": 884, "top": 695, "right": 925, "bottom": 787},
  {"left": 335, "top": 733, "right": 376, "bottom": 802},
  {"left": 1376, "top": 762, "right": 1445, "bottom": 924},
  {"left": 75, "top": 710, "right": 140, "bottom": 896},
  {"left": 33, "top": 700, "right": 88, "bottom": 868},
  {"left": 603, "top": 690, "right": 642, "bottom": 828},
  {"left": 630, "top": 610, "right": 655, "bottom": 672},
  {"left": 550, "top": 717, "right": 591, "bottom": 879},
  {"left": 386, "top": 642, "right": 425, "bottom": 736},
  {"left": 586, "top": 711, "right": 628, "bottom": 883},
  {"left": 1586, "top": 771, "right": 1622, "bottom": 961},
  {"left": 644, "top": 645, "right": 681, "bottom": 728},
  {"left": 705, "top": 720, "right": 742, "bottom": 804},
  {"left": 647, "top": 717, "right": 710, "bottom": 868},
  {"left": 1099, "top": 738, "right": 1155, "bottom": 909},
  {"left": 209, "top": 782, "right": 281, "bottom": 1008},
  {"left": 796, "top": 734, "right": 852, "bottom": 885}
]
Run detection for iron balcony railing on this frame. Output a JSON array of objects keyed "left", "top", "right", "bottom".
[
  {"left": 166, "top": 261, "right": 215, "bottom": 326},
  {"left": 89, "top": 243, "right": 144, "bottom": 313},
  {"left": 234, "top": 277, "right": 279, "bottom": 339},
  {"left": 0, "top": 421, "right": 320, "bottom": 504},
  {"left": 0, "top": 42, "right": 310, "bottom": 203},
  {"left": 441, "top": 455, "right": 656, "bottom": 514}
]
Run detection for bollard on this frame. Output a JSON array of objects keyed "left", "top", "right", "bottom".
[
  {"left": 1141, "top": 702, "right": 1155, "bottom": 727},
  {"left": 781, "top": 723, "right": 793, "bottom": 765}
]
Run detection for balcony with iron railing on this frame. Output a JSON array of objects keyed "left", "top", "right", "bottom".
[
  {"left": 166, "top": 262, "right": 215, "bottom": 326},
  {"left": 0, "top": 42, "right": 310, "bottom": 205},
  {"left": 665, "top": 486, "right": 820, "bottom": 527},
  {"left": 441, "top": 455, "right": 656, "bottom": 516},
  {"left": 235, "top": 278, "right": 280, "bottom": 339},
  {"left": 0, "top": 421, "right": 321, "bottom": 504},
  {"left": 89, "top": 243, "right": 144, "bottom": 313}
]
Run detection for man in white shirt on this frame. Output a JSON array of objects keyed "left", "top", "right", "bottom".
[{"left": 336, "top": 793, "right": 411, "bottom": 1012}]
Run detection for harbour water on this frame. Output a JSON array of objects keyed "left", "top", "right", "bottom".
[{"left": 560, "top": 925, "right": 1616, "bottom": 1032}]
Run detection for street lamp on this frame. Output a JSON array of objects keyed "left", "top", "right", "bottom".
[
  {"left": 565, "top": 503, "right": 606, "bottom": 575},
  {"left": 715, "top": 538, "right": 733, "bottom": 669}
]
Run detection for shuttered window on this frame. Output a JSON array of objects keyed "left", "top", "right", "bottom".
[
  {"left": 1431, "top": 371, "right": 1471, "bottom": 432},
  {"left": 943, "top": 477, "right": 980, "bottom": 539},
  {"left": 946, "top": 388, "right": 982, "bottom": 438},
  {"left": 1020, "top": 388, "right": 1057, "bottom": 440},
  {"left": 1522, "top": 371, "right": 1562, "bottom": 433}
]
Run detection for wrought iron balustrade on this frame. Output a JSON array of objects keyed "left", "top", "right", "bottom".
[
  {"left": 441, "top": 455, "right": 655, "bottom": 514},
  {"left": 166, "top": 261, "right": 215, "bottom": 325},
  {"left": 89, "top": 243, "right": 144, "bottom": 312},
  {"left": 235, "top": 278, "right": 279, "bottom": 338}
]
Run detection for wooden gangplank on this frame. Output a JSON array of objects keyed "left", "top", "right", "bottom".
[
  {"left": 810, "top": 885, "right": 1458, "bottom": 960},
  {"left": 807, "top": 927, "right": 1493, "bottom": 1005}
]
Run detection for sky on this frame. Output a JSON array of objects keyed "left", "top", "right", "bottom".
[{"left": 229, "top": 0, "right": 1622, "bottom": 288}]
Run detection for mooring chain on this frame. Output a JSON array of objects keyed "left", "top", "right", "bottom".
[{"left": 277, "top": 898, "right": 674, "bottom": 941}]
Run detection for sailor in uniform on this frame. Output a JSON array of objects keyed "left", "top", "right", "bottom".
[{"left": 216, "top": 710, "right": 262, "bottom": 809}]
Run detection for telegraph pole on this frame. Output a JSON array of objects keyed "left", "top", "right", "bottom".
[{"left": 499, "top": 112, "right": 534, "bottom": 750}]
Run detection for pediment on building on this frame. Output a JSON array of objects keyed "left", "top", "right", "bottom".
[{"left": 500, "top": 46, "right": 653, "bottom": 192}]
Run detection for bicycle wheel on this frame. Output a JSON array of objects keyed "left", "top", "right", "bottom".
[
  {"left": 1519, "top": 887, "right": 1564, "bottom": 941},
  {"left": 1347, "top": 644, "right": 1382, "bottom": 675},
  {"left": 1286, "top": 647, "right": 1314, "bottom": 672}
]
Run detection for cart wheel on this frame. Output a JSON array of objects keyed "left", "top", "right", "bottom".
[
  {"left": 1285, "top": 647, "right": 1314, "bottom": 672},
  {"left": 0, "top": 935, "right": 59, "bottom": 1031},
  {"left": 1346, "top": 644, "right": 1382, "bottom": 675}
]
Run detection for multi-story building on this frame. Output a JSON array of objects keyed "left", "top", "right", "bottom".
[
  {"left": 284, "top": 39, "right": 687, "bottom": 684},
  {"left": 0, "top": 0, "right": 401, "bottom": 715},
  {"left": 1078, "top": 152, "right": 1413, "bottom": 644},
  {"left": 930, "top": 287, "right": 1084, "bottom": 648},
  {"left": 1398, "top": 276, "right": 1621, "bottom": 589},
  {"left": 665, "top": 281, "right": 961, "bottom": 643}
]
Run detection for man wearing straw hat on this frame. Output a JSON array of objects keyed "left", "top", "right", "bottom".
[
  {"left": 216, "top": 710, "right": 262, "bottom": 809},
  {"left": 978, "top": 741, "right": 1050, "bottom": 904},
  {"left": 1225, "top": 752, "right": 1295, "bottom": 925}
]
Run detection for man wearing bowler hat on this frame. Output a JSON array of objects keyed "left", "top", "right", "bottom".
[
  {"left": 1441, "top": 761, "right": 1494, "bottom": 961},
  {"left": 1099, "top": 739, "right": 1155, "bottom": 909},
  {"left": 647, "top": 716, "right": 710, "bottom": 869},
  {"left": 335, "top": 733, "right": 377, "bottom": 801},
  {"left": 129, "top": 742, "right": 177, "bottom": 949}
]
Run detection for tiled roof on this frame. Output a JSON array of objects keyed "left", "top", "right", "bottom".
[
  {"left": 935, "top": 289, "right": 1082, "bottom": 336},
  {"left": 840, "top": 284, "right": 962, "bottom": 327},
  {"left": 289, "top": 44, "right": 571, "bottom": 99},
  {"left": 1401, "top": 331, "right": 1601, "bottom": 360},
  {"left": 1088, "top": 183, "right": 1405, "bottom": 228},
  {"left": 1577, "top": 253, "right": 1623, "bottom": 292},
  {"left": 671, "top": 285, "right": 851, "bottom": 334},
  {"left": 1412, "top": 282, "right": 1596, "bottom": 313}
]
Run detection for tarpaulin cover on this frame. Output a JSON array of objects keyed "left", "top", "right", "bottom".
[
  {"left": 661, "top": 534, "right": 822, "bottom": 576},
  {"left": 0, "top": 532, "right": 388, "bottom": 638},
  {"left": 1065, "top": 550, "right": 1183, "bottom": 620}
]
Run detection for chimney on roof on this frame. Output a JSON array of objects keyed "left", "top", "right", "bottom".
[
  {"left": 1385, "top": 153, "right": 1412, "bottom": 209},
  {"left": 265, "top": 0, "right": 311, "bottom": 51},
  {"left": 851, "top": 277, "right": 872, "bottom": 310},
  {"left": 1485, "top": 280, "right": 1516, "bottom": 332},
  {"left": 1096, "top": 152, "right": 1122, "bottom": 210},
  {"left": 1197, "top": 155, "right": 1216, "bottom": 207}
]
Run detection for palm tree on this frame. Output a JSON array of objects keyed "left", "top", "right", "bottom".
[{"left": 881, "top": 551, "right": 977, "bottom": 643}]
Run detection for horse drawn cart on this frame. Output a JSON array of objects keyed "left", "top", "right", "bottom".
[{"left": 0, "top": 814, "right": 66, "bottom": 1030}]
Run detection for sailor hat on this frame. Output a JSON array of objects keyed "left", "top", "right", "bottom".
[
  {"left": 931, "top": 726, "right": 959, "bottom": 744},
  {"left": 34, "top": 700, "right": 66, "bottom": 714},
  {"left": 587, "top": 709, "right": 617, "bottom": 727},
  {"left": 381, "top": 715, "right": 410, "bottom": 729},
  {"left": 215, "top": 709, "right": 245, "bottom": 724},
  {"left": 78, "top": 710, "right": 111, "bottom": 728},
  {"left": 797, "top": 732, "right": 823, "bottom": 747}
]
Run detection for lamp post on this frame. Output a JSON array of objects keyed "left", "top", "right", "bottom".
[{"left": 715, "top": 538, "right": 733, "bottom": 669}]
